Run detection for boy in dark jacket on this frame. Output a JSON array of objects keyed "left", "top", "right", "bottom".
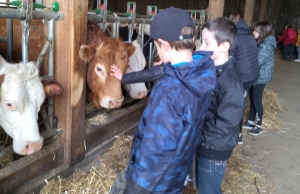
[
  {"left": 196, "top": 17, "right": 246, "bottom": 194},
  {"left": 229, "top": 12, "right": 259, "bottom": 144},
  {"left": 109, "top": 7, "right": 216, "bottom": 194}
]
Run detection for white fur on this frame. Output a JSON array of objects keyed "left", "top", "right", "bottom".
[
  {"left": 195, "top": 39, "right": 202, "bottom": 51},
  {"left": 124, "top": 40, "right": 148, "bottom": 99},
  {"left": 0, "top": 56, "right": 45, "bottom": 155}
]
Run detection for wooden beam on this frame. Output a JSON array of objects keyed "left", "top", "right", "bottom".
[
  {"left": 208, "top": 0, "right": 225, "bottom": 18},
  {"left": 259, "top": 0, "right": 269, "bottom": 22},
  {"left": 243, "top": 0, "right": 255, "bottom": 26},
  {"left": 85, "top": 98, "right": 147, "bottom": 153},
  {"left": 42, "top": 0, "right": 88, "bottom": 166},
  {"left": 0, "top": 142, "right": 64, "bottom": 194}
]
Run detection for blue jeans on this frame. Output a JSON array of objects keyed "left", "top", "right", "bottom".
[
  {"left": 196, "top": 156, "right": 227, "bottom": 194},
  {"left": 297, "top": 46, "right": 300, "bottom": 60}
]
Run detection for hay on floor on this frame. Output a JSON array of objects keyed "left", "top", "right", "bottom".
[
  {"left": 40, "top": 135, "right": 275, "bottom": 194},
  {"left": 40, "top": 88, "right": 284, "bottom": 193},
  {"left": 244, "top": 89, "right": 286, "bottom": 131},
  {"left": 40, "top": 135, "right": 132, "bottom": 194},
  {"left": 222, "top": 146, "right": 275, "bottom": 194},
  {"left": 0, "top": 135, "right": 11, "bottom": 169}
]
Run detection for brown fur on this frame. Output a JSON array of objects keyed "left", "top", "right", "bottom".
[{"left": 0, "top": 19, "right": 46, "bottom": 74}]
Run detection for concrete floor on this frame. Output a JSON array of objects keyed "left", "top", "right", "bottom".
[{"left": 241, "top": 50, "right": 300, "bottom": 194}]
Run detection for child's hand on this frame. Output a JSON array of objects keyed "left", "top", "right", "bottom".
[{"left": 110, "top": 64, "right": 123, "bottom": 80}]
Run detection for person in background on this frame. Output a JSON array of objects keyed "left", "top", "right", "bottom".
[
  {"left": 229, "top": 12, "right": 259, "bottom": 145},
  {"left": 244, "top": 21, "right": 277, "bottom": 136},
  {"left": 277, "top": 24, "right": 297, "bottom": 61},
  {"left": 109, "top": 7, "right": 216, "bottom": 194},
  {"left": 276, "top": 32, "right": 284, "bottom": 53},
  {"left": 294, "top": 28, "right": 300, "bottom": 62},
  {"left": 196, "top": 17, "right": 245, "bottom": 194}
]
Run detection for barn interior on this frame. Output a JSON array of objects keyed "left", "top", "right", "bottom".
[{"left": 0, "top": 0, "right": 299, "bottom": 193}]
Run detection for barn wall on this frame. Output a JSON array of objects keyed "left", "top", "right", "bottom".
[
  {"left": 100, "top": 0, "right": 300, "bottom": 35},
  {"left": 275, "top": 0, "right": 300, "bottom": 35}
]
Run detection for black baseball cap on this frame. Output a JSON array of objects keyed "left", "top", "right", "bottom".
[{"left": 150, "top": 7, "right": 195, "bottom": 41}]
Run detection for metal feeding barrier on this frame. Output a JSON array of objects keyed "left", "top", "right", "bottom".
[
  {"left": 87, "top": 1, "right": 209, "bottom": 90},
  {"left": 0, "top": 0, "right": 64, "bottom": 159}
]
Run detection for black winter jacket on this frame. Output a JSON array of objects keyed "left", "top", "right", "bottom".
[
  {"left": 196, "top": 57, "right": 246, "bottom": 160},
  {"left": 230, "top": 20, "right": 259, "bottom": 84},
  {"left": 122, "top": 64, "right": 165, "bottom": 84}
]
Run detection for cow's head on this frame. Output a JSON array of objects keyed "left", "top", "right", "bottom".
[
  {"left": 0, "top": 55, "right": 64, "bottom": 155},
  {"left": 79, "top": 36, "right": 135, "bottom": 109},
  {"left": 123, "top": 40, "right": 148, "bottom": 99}
]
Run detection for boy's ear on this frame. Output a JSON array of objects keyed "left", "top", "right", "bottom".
[
  {"left": 221, "top": 41, "right": 230, "bottom": 52},
  {"left": 158, "top": 38, "right": 170, "bottom": 50}
]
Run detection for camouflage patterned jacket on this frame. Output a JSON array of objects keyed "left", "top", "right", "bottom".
[{"left": 125, "top": 51, "right": 217, "bottom": 194}]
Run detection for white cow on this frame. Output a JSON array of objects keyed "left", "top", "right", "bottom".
[
  {"left": 123, "top": 39, "right": 148, "bottom": 99},
  {"left": 0, "top": 55, "right": 63, "bottom": 155},
  {"left": 195, "top": 39, "right": 202, "bottom": 51}
]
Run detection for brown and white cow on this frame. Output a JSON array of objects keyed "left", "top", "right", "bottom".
[
  {"left": 79, "top": 22, "right": 136, "bottom": 109},
  {"left": 0, "top": 55, "right": 63, "bottom": 155}
]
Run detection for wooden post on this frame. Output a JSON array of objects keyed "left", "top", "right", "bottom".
[
  {"left": 243, "top": 0, "right": 255, "bottom": 27},
  {"left": 208, "top": 0, "right": 225, "bottom": 18},
  {"left": 258, "top": 0, "right": 269, "bottom": 21},
  {"left": 43, "top": 0, "right": 88, "bottom": 167}
]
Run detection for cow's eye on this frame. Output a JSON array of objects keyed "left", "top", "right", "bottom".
[
  {"left": 96, "top": 67, "right": 101, "bottom": 71},
  {"left": 5, "top": 102, "right": 14, "bottom": 111}
]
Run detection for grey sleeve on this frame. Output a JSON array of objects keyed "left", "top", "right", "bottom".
[{"left": 121, "top": 65, "right": 165, "bottom": 84}]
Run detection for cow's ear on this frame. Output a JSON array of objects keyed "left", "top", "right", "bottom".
[
  {"left": 0, "top": 55, "right": 7, "bottom": 64},
  {"left": 41, "top": 79, "right": 64, "bottom": 97},
  {"left": 124, "top": 42, "right": 135, "bottom": 57},
  {"left": 79, "top": 45, "right": 95, "bottom": 63},
  {"left": 0, "top": 74, "right": 5, "bottom": 87}
]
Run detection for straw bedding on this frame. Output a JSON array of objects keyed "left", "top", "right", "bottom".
[
  {"left": 40, "top": 135, "right": 276, "bottom": 194},
  {"left": 40, "top": 88, "right": 283, "bottom": 194}
]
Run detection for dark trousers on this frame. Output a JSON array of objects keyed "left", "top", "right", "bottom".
[
  {"left": 239, "top": 78, "right": 258, "bottom": 133},
  {"left": 248, "top": 84, "right": 266, "bottom": 126},
  {"left": 283, "top": 44, "right": 295, "bottom": 60}
]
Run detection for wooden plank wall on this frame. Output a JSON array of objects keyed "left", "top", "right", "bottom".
[{"left": 43, "top": 0, "right": 88, "bottom": 167}]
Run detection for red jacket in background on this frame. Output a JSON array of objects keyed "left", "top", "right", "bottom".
[{"left": 277, "top": 28, "right": 297, "bottom": 46}]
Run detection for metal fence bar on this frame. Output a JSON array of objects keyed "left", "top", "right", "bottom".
[
  {"left": 6, "top": 18, "right": 13, "bottom": 62},
  {"left": 47, "top": 19, "right": 55, "bottom": 128},
  {"left": 88, "top": 13, "right": 152, "bottom": 25},
  {"left": 0, "top": 7, "right": 64, "bottom": 20}
]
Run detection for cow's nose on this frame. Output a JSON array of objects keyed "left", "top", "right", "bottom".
[
  {"left": 109, "top": 100, "right": 122, "bottom": 109},
  {"left": 26, "top": 141, "right": 43, "bottom": 155},
  {"left": 137, "top": 91, "right": 147, "bottom": 99}
]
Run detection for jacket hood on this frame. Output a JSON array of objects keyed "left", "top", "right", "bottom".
[
  {"left": 164, "top": 51, "right": 216, "bottom": 96},
  {"left": 264, "top": 35, "right": 277, "bottom": 49},
  {"left": 236, "top": 20, "right": 251, "bottom": 35}
]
